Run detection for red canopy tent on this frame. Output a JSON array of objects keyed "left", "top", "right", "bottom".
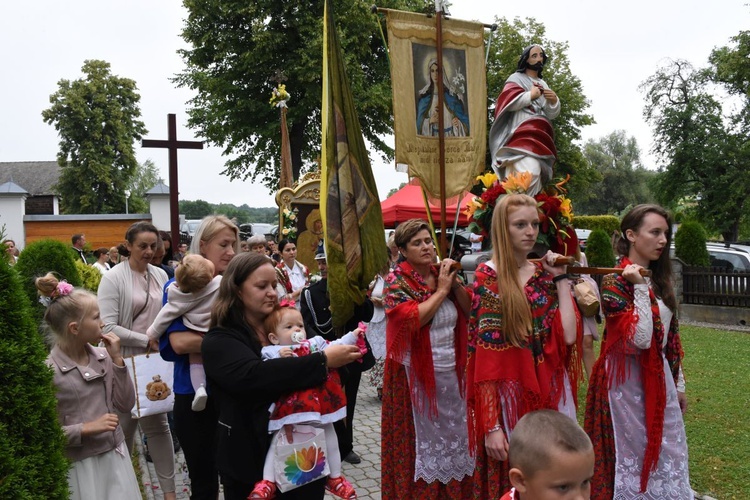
[{"left": 380, "top": 183, "right": 473, "bottom": 228}]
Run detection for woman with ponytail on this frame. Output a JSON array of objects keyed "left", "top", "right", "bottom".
[{"left": 584, "top": 204, "right": 690, "bottom": 499}]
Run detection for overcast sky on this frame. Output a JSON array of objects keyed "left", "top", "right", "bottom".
[{"left": 1, "top": 1, "right": 747, "bottom": 208}]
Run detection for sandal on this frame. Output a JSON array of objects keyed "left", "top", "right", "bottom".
[
  {"left": 248, "top": 479, "right": 276, "bottom": 499},
  {"left": 325, "top": 475, "right": 357, "bottom": 499}
]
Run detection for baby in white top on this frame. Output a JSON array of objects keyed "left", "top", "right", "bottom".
[{"left": 147, "top": 254, "right": 221, "bottom": 411}]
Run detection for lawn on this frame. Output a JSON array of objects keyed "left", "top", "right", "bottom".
[{"left": 577, "top": 324, "right": 749, "bottom": 499}]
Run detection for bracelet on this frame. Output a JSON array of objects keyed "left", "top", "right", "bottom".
[
  {"left": 487, "top": 423, "right": 503, "bottom": 435},
  {"left": 552, "top": 273, "right": 569, "bottom": 284}
]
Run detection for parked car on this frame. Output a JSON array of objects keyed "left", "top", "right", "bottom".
[
  {"left": 434, "top": 229, "right": 474, "bottom": 257},
  {"left": 238, "top": 222, "right": 276, "bottom": 242},
  {"left": 705, "top": 243, "right": 750, "bottom": 272},
  {"left": 575, "top": 228, "right": 591, "bottom": 251},
  {"left": 180, "top": 219, "right": 202, "bottom": 237},
  {"left": 673, "top": 242, "right": 750, "bottom": 294}
]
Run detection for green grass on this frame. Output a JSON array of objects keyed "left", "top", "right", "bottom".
[
  {"left": 576, "top": 324, "right": 749, "bottom": 499},
  {"left": 681, "top": 325, "right": 750, "bottom": 499}
]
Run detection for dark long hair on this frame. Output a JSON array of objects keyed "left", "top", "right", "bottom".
[
  {"left": 617, "top": 204, "right": 677, "bottom": 311},
  {"left": 210, "top": 253, "right": 276, "bottom": 340},
  {"left": 516, "top": 44, "right": 548, "bottom": 78}
]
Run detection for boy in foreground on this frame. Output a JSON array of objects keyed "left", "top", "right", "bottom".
[{"left": 503, "top": 410, "right": 594, "bottom": 500}]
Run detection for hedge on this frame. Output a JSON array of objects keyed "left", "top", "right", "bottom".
[
  {"left": 573, "top": 215, "right": 621, "bottom": 236},
  {"left": 0, "top": 260, "right": 69, "bottom": 498},
  {"left": 674, "top": 221, "right": 711, "bottom": 267},
  {"left": 585, "top": 228, "right": 616, "bottom": 267},
  {"left": 13, "top": 240, "right": 82, "bottom": 333}
]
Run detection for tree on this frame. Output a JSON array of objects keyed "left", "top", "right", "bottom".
[
  {"left": 485, "top": 17, "right": 596, "bottom": 197},
  {"left": 127, "top": 159, "right": 161, "bottom": 214},
  {"left": 42, "top": 60, "right": 147, "bottom": 214},
  {"left": 175, "top": 0, "right": 431, "bottom": 191},
  {"left": 179, "top": 199, "right": 214, "bottom": 219},
  {"left": 575, "top": 130, "right": 656, "bottom": 215},
  {"left": 641, "top": 59, "right": 750, "bottom": 241},
  {"left": 387, "top": 182, "right": 407, "bottom": 198}
]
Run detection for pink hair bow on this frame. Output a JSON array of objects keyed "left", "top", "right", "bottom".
[{"left": 279, "top": 298, "right": 296, "bottom": 308}]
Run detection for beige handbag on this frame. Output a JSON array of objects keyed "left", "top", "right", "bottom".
[{"left": 572, "top": 279, "right": 600, "bottom": 317}]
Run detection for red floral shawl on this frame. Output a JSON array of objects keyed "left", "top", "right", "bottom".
[
  {"left": 382, "top": 261, "right": 469, "bottom": 418},
  {"left": 584, "top": 256, "right": 684, "bottom": 497},
  {"left": 276, "top": 260, "right": 310, "bottom": 294},
  {"left": 466, "top": 262, "right": 581, "bottom": 452}
]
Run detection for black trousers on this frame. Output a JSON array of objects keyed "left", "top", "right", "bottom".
[
  {"left": 221, "top": 475, "right": 325, "bottom": 500},
  {"left": 173, "top": 393, "right": 219, "bottom": 499},
  {"left": 334, "top": 365, "right": 362, "bottom": 460}
]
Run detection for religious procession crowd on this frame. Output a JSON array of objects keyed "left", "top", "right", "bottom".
[{"left": 16, "top": 44, "right": 692, "bottom": 500}]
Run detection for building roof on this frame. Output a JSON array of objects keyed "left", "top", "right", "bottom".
[
  {"left": 0, "top": 180, "right": 28, "bottom": 194},
  {"left": 146, "top": 180, "right": 170, "bottom": 195},
  {"left": 0, "top": 161, "right": 60, "bottom": 196}
]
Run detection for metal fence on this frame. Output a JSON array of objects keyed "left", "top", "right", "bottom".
[{"left": 682, "top": 266, "right": 750, "bottom": 308}]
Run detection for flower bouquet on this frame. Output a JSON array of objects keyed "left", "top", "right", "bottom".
[
  {"left": 281, "top": 207, "right": 299, "bottom": 240},
  {"left": 270, "top": 84, "right": 290, "bottom": 108},
  {"left": 465, "top": 171, "right": 577, "bottom": 256}
]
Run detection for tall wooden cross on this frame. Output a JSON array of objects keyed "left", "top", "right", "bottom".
[{"left": 142, "top": 114, "right": 203, "bottom": 254}]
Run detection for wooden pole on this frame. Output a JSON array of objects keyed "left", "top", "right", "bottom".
[{"left": 435, "top": 5, "right": 447, "bottom": 259}]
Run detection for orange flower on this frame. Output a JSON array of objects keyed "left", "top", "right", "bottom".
[
  {"left": 464, "top": 196, "right": 485, "bottom": 218},
  {"left": 501, "top": 171, "right": 532, "bottom": 194}
]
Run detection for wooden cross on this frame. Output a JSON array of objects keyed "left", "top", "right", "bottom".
[{"left": 142, "top": 114, "right": 203, "bottom": 254}]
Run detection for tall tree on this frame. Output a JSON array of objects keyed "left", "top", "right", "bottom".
[
  {"left": 641, "top": 59, "right": 749, "bottom": 241},
  {"left": 42, "top": 60, "right": 147, "bottom": 214},
  {"left": 576, "top": 130, "right": 655, "bottom": 215},
  {"left": 485, "top": 17, "right": 597, "bottom": 197},
  {"left": 175, "top": 0, "right": 431, "bottom": 191},
  {"left": 127, "top": 159, "right": 160, "bottom": 214}
]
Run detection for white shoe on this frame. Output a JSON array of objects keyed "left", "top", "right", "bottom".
[{"left": 192, "top": 386, "right": 208, "bottom": 411}]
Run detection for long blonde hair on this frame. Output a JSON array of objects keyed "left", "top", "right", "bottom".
[
  {"left": 490, "top": 194, "right": 539, "bottom": 347},
  {"left": 36, "top": 273, "right": 97, "bottom": 348}
]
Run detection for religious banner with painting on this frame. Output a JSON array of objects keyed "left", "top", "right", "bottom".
[
  {"left": 386, "top": 9, "right": 486, "bottom": 199},
  {"left": 275, "top": 172, "right": 322, "bottom": 272}
]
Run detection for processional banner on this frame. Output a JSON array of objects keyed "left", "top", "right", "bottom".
[
  {"left": 386, "top": 10, "right": 487, "bottom": 199},
  {"left": 321, "top": 0, "right": 388, "bottom": 328}
]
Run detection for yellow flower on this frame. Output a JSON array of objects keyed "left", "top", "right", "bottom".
[
  {"left": 282, "top": 228, "right": 290, "bottom": 235},
  {"left": 560, "top": 196, "right": 573, "bottom": 220},
  {"left": 476, "top": 172, "right": 498, "bottom": 189},
  {"left": 289, "top": 214, "right": 296, "bottom": 221},
  {"left": 501, "top": 171, "right": 532, "bottom": 194}
]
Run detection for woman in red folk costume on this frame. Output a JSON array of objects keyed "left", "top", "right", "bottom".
[
  {"left": 585, "top": 204, "right": 690, "bottom": 499},
  {"left": 467, "top": 193, "right": 581, "bottom": 498},
  {"left": 381, "top": 219, "right": 475, "bottom": 499}
]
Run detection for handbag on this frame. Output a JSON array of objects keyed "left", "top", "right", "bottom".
[
  {"left": 572, "top": 278, "right": 600, "bottom": 317},
  {"left": 127, "top": 351, "right": 175, "bottom": 418},
  {"left": 273, "top": 425, "right": 330, "bottom": 492}
]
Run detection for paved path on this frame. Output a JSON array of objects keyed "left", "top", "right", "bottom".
[{"left": 137, "top": 382, "right": 384, "bottom": 499}]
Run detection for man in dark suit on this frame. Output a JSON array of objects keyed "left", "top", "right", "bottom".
[
  {"left": 71, "top": 233, "right": 87, "bottom": 264},
  {"left": 301, "top": 245, "right": 374, "bottom": 465}
]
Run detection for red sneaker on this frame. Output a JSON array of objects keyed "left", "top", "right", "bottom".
[
  {"left": 325, "top": 475, "right": 357, "bottom": 499},
  {"left": 248, "top": 479, "right": 276, "bottom": 499}
]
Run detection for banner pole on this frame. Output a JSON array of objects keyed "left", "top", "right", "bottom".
[{"left": 435, "top": 3, "right": 447, "bottom": 260}]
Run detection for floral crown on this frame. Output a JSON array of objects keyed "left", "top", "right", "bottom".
[
  {"left": 465, "top": 171, "right": 577, "bottom": 256},
  {"left": 38, "top": 281, "right": 74, "bottom": 307}
]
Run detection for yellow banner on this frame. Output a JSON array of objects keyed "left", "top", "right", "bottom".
[{"left": 387, "top": 10, "right": 487, "bottom": 199}]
